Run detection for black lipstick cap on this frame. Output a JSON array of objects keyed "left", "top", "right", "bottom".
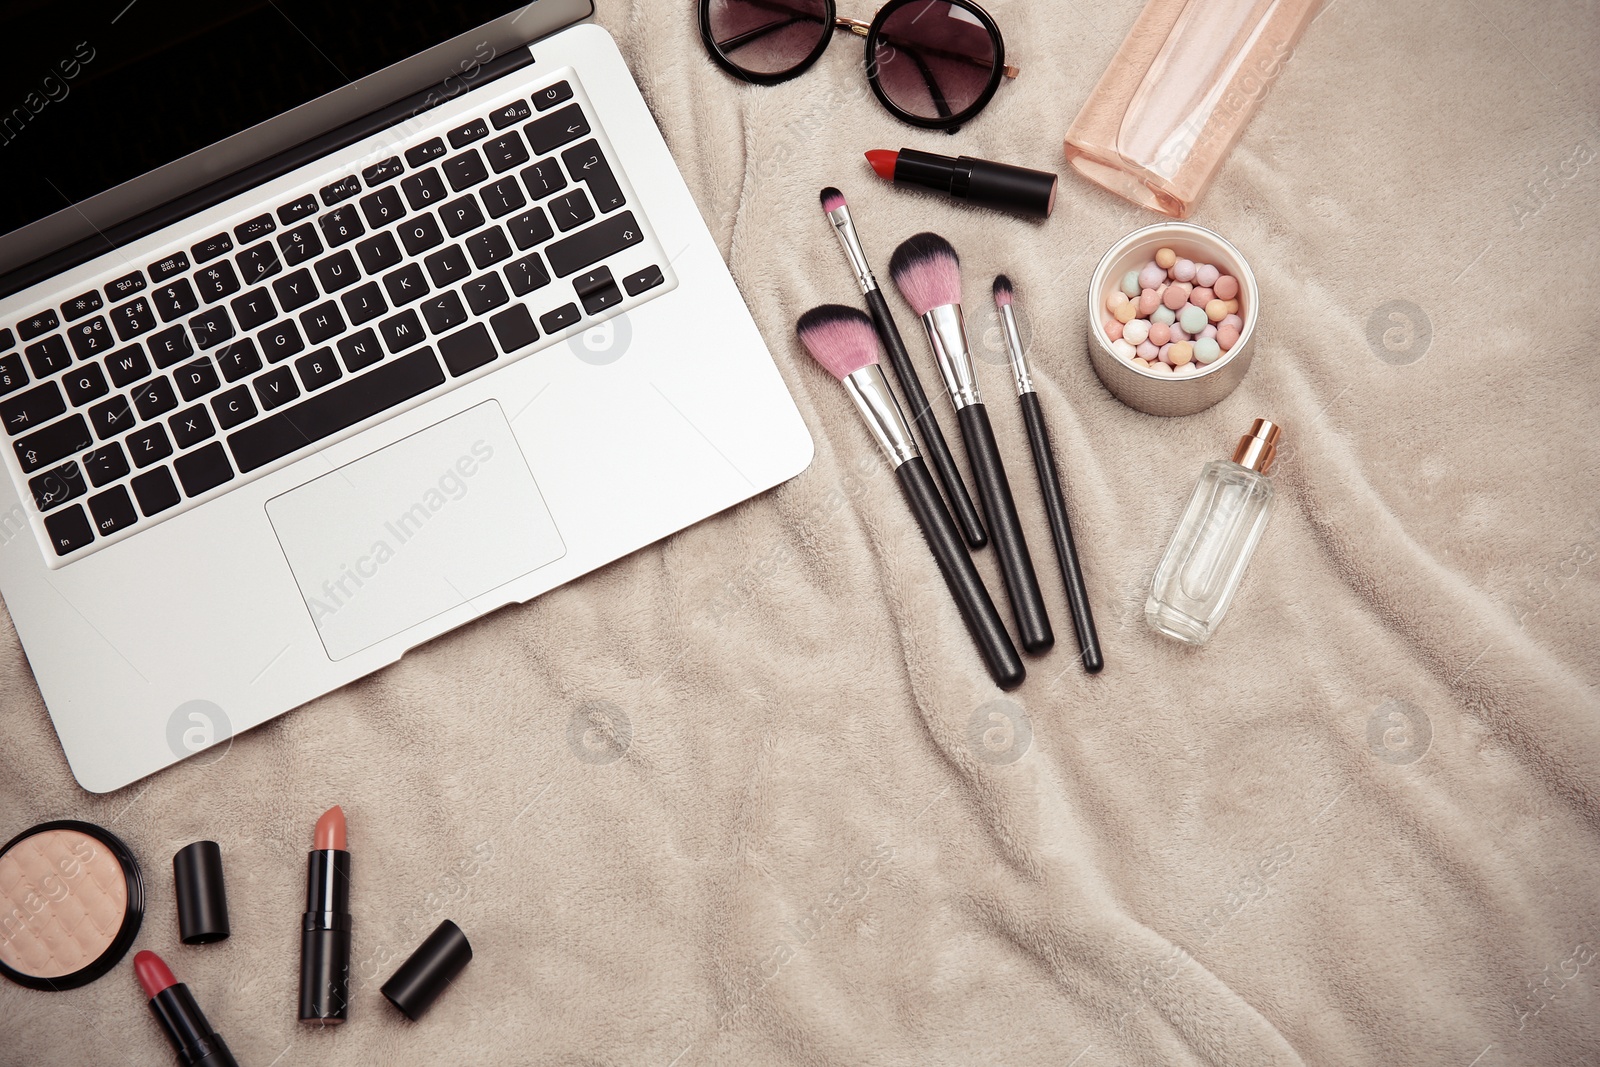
[
  {"left": 381, "top": 920, "right": 473, "bottom": 1021},
  {"left": 174, "top": 841, "right": 230, "bottom": 945}
]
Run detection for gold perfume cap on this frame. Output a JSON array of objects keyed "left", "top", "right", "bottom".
[{"left": 1232, "top": 418, "right": 1281, "bottom": 473}]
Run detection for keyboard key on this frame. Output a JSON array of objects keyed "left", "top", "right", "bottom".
[
  {"left": 321, "top": 175, "right": 361, "bottom": 205},
  {"left": 356, "top": 230, "right": 403, "bottom": 274},
  {"left": 176, "top": 442, "right": 233, "bottom": 496},
  {"left": 341, "top": 281, "right": 387, "bottom": 326},
  {"left": 106, "top": 345, "right": 151, "bottom": 388},
  {"left": 545, "top": 211, "right": 643, "bottom": 277},
  {"left": 272, "top": 269, "right": 319, "bottom": 312},
  {"left": 30, "top": 461, "right": 86, "bottom": 511},
  {"left": 573, "top": 266, "right": 622, "bottom": 316},
  {"left": 508, "top": 208, "right": 553, "bottom": 250},
  {"left": 520, "top": 158, "right": 566, "bottom": 200},
  {"left": 230, "top": 348, "right": 445, "bottom": 473},
  {"left": 0, "top": 353, "right": 26, "bottom": 396},
  {"left": 211, "top": 385, "right": 257, "bottom": 430},
  {"left": 133, "top": 377, "right": 178, "bottom": 420},
  {"left": 15, "top": 414, "right": 92, "bottom": 473},
  {"left": 423, "top": 245, "right": 470, "bottom": 288},
  {"left": 399, "top": 213, "right": 444, "bottom": 255},
  {"left": 383, "top": 263, "right": 430, "bottom": 306},
  {"left": 467, "top": 226, "right": 512, "bottom": 269},
  {"left": 277, "top": 195, "right": 319, "bottom": 224},
  {"left": 153, "top": 278, "right": 199, "bottom": 321},
  {"left": 89, "top": 485, "right": 138, "bottom": 535},
  {"left": 443, "top": 150, "right": 488, "bottom": 192},
  {"left": 62, "top": 290, "right": 103, "bottom": 321},
  {"left": 192, "top": 232, "right": 233, "bottom": 263},
  {"left": 401, "top": 168, "right": 447, "bottom": 210},
  {"left": 236, "top": 242, "right": 283, "bottom": 284},
  {"left": 490, "top": 99, "right": 531, "bottom": 128},
  {"left": 338, "top": 328, "right": 383, "bottom": 372},
  {"left": 483, "top": 131, "right": 529, "bottom": 173},
  {"left": 149, "top": 253, "right": 190, "bottom": 281},
  {"left": 169, "top": 404, "right": 216, "bottom": 449},
  {"left": 489, "top": 305, "right": 539, "bottom": 353},
  {"left": 259, "top": 321, "right": 305, "bottom": 363},
  {"left": 622, "top": 264, "right": 665, "bottom": 296},
  {"left": 67, "top": 316, "right": 114, "bottom": 359},
  {"left": 234, "top": 213, "right": 276, "bottom": 243},
  {"left": 319, "top": 206, "right": 365, "bottom": 247},
  {"left": 254, "top": 366, "right": 300, "bottom": 410},
  {"left": 300, "top": 301, "right": 346, "bottom": 345},
  {"left": 296, "top": 348, "right": 342, "bottom": 391},
  {"left": 0, "top": 328, "right": 12, "bottom": 353},
  {"left": 533, "top": 80, "right": 573, "bottom": 111},
  {"left": 3, "top": 382, "right": 66, "bottom": 436},
  {"left": 89, "top": 394, "right": 134, "bottom": 439},
  {"left": 504, "top": 253, "right": 551, "bottom": 296},
  {"left": 63, "top": 363, "right": 109, "bottom": 406},
  {"left": 45, "top": 505, "right": 94, "bottom": 555},
  {"left": 437, "top": 322, "right": 497, "bottom": 377},
  {"left": 463, "top": 273, "right": 509, "bottom": 316},
  {"left": 440, "top": 195, "right": 485, "bottom": 238},
  {"left": 196, "top": 261, "right": 241, "bottom": 303},
  {"left": 362, "top": 156, "right": 404, "bottom": 186},
  {"left": 314, "top": 250, "right": 361, "bottom": 294},
  {"left": 175, "top": 356, "right": 221, "bottom": 401},
  {"left": 127, "top": 424, "right": 172, "bottom": 467},
  {"left": 84, "top": 443, "right": 130, "bottom": 487},
  {"left": 131, "top": 467, "right": 181, "bottom": 516},
  {"left": 525, "top": 104, "right": 589, "bottom": 154},
  {"left": 360, "top": 186, "right": 406, "bottom": 229},
  {"left": 405, "top": 138, "right": 447, "bottom": 167},
  {"left": 278, "top": 222, "right": 324, "bottom": 266},
  {"left": 448, "top": 117, "right": 489, "bottom": 148},
  {"left": 539, "top": 303, "right": 582, "bottom": 334},
  {"left": 378, "top": 309, "right": 426, "bottom": 353},
  {"left": 147, "top": 325, "right": 194, "bottom": 369},
  {"left": 422, "top": 291, "right": 468, "bottom": 334},
  {"left": 25, "top": 336, "right": 72, "bottom": 377},
  {"left": 105, "top": 270, "right": 148, "bottom": 302},
  {"left": 215, "top": 338, "right": 262, "bottom": 382},
  {"left": 549, "top": 189, "right": 594, "bottom": 232},
  {"left": 188, "top": 307, "right": 235, "bottom": 350},
  {"left": 231, "top": 288, "right": 277, "bottom": 331},
  {"left": 562, "top": 140, "right": 626, "bottom": 213},
  {"left": 18, "top": 311, "right": 59, "bottom": 341},
  {"left": 480, "top": 177, "right": 527, "bottom": 219},
  {"left": 110, "top": 296, "right": 158, "bottom": 341}
]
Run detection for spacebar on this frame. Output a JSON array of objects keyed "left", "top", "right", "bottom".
[{"left": 229, "top": 349, "right": 446, "bottom": 473}]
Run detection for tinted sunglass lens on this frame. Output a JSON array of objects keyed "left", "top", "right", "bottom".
[
  {"left": 873, "top": 1, "right": 997, "bottom": 121},
  {"left": 708, "top": 0, "right": 831, "bottom": 77}
]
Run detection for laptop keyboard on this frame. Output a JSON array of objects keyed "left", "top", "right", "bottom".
[{"left": 1, "top": 71, "right": 671, "bottom": 563}]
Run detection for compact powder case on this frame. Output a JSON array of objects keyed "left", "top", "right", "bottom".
[{"left": 0, "top": 820, "right": 145, "bottom": 991}]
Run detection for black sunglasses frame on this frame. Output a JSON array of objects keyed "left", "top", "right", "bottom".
[{"left": 698, "top": 0, "right": 1010, "bottom": 132}]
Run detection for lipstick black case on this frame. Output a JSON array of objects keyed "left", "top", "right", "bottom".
[
  {"left": 895, "top": 148, "right": 1058, "bottom": 218},
  {"left": 150, "top": 984, "right": 240, "bottom": 1067},
  {"left": 299, "top": 848, "right": 352, "bottom": 1023}
]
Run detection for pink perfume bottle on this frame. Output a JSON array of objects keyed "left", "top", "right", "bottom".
[{"left": 1065, "top": 0, "right": 1322, "bottom": 218}]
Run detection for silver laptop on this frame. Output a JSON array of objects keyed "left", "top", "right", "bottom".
[{"left": 0, "top": 1, "right": 813, "bottom": 792}]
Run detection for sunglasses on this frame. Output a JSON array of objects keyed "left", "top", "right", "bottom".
[{"left": 699, "top": 0, "right": 1018, "bottom": 132}]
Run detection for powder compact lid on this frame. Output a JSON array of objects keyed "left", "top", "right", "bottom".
[{"left": 0, "top": 820, "right": 145, "bottom": 991}]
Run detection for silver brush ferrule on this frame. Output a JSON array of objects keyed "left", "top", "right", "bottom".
[
  {"left": 920, "top": 304, "right": 982, "bottom": 409},
  {"left": 843, "top": 363, "right": 919, "bottom": 468},
  {"left": 998, "top": 303, "right": 1034, "bottom": 395},
  {"left": 825, "top": 205, "right": 877, "bottom": 295}
]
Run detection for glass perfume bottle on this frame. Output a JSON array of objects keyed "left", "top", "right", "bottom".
[{"left": 1147, "top": 419, "right": 1281, "bottom": 644}]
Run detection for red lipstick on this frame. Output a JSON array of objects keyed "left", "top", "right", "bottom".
[
  {"left": 300, "top": 804, "right": 353, "bottom": 1026},
  {"left": 135, "top": 950, "right": 240, "bottom": 1067},
  {"left": 865, "top": 147, "right": 1058, "bottom": 219}
]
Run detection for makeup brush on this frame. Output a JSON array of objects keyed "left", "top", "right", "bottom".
[
  {"left": 796, "top": 305, "right": 1024, "bottom": 690},
  {"left": 890, "top": 233, "right": 1053, "bottom": 655},
  {"left": 992, "top": 275, "right": 1103, "bottom": 674},
  {"left": 819, "top": 187, "right": 988, "bottom": 550}
]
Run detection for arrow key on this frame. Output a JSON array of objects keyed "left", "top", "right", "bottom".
[{"left": 525, "top": 103, "right": 589, "bottom": 155}]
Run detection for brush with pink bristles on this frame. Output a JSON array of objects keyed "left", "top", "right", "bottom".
[
  {"left": 796, "top": 304, "right": 1023, "bottom": 690},
  {"left": 891, "top": 233, "right": 1053, "bottom": 655}
]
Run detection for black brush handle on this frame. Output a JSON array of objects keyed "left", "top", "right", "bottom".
[
  {"left": 895, "top": 456, "right": 1024, "bottom": 689},
  {"left": 1020, "top": 391, "right": 1103, "bottom": 674},
  {"left": 865, "top": 286, "right": 987, "bottom": 550},
  {"left": 956, "top": 403, "right": 1054, "bottom": 654}
]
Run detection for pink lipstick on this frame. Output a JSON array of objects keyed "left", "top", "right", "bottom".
[{"left": 300, "top": 804, "right": 352, "bottom": 1025}]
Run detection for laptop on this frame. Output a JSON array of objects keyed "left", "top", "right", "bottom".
[{"left": 0, "top": 1, "right": 813, "bottom": 792}]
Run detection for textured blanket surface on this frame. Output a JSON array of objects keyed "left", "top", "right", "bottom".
[{"left": 3, "top": 1, "right": 1599, "bottom": 1064}]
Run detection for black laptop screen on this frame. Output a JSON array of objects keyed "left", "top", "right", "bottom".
[{"left": 0, "top": 0, "right": 519, "bottom": 238}]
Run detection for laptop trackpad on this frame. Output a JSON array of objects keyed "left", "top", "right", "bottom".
[{"left": 266, "top": 402, "right": 565, "bottom": 661}]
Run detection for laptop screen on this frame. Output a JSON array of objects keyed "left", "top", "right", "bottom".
[{"left": 0, "top": 0, "right": 521, "bottom": 240}]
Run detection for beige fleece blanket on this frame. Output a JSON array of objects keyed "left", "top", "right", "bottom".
[{"left": 4, "top": 1, "right": 1599, "bottom": 1063}]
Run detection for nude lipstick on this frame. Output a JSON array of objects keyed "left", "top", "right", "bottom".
[
  {"left": 300, "top": 804, "right": 352, "bottom": 1025},
  {"left": 867, "top": 148, "right": 1058, "bottom": 219},
  {"left": 135, "top": 950, "right": 240, "bottom": 1067}
]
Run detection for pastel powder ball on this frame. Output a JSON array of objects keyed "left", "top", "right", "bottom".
[
  {"left": 1163, "top": 284, "right": 1191, "bottom": 310},
  {"left": 1172, "top": 258, "right": 1196, "bottom": 282},
  {"left": 1122, "top": 318, "right": 1150, "bottom": 345},
  {"left": 1112, "top": 338, "right": 1137, "bottom": 360},
  {"left": 1152, "top": 306, "right": 1176, "bottom": 326},
  {"left": 1137, "top": 288, "right": 1161, "bottom": 316},
  {"left": 1138, "top": 263, "right": 1166, "bottom": 290},
  {"left": 1147, "top": 321, "right": 1170, "bottom": 346},
  {"left": 1217, "top": 324, "right": 1241, "bottom": 350},
  {"left": 1154, "top": 247, "right": 1176, "bottom": 269},
  {"left": 1179, "top": 305, "right": 1208, "bottom": 335},
  {"left": 1136, "top": 341, "right": 1158, "bottom": 360},
  {"left": 1195, "top": 263, "right": 1219, "bottom": 287},
  {"left": 1104, "top": 318, "right": 1123, "bottom": 341},
  {"left": 1214, "top": 275, "right": 1239, "bottom": 300},
  {"left": 1121, "top": 270, "right": 1141, "bottom": 298},
  {"left": 1194, "top": 337, "right": 1222, "bottom": 363}
]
